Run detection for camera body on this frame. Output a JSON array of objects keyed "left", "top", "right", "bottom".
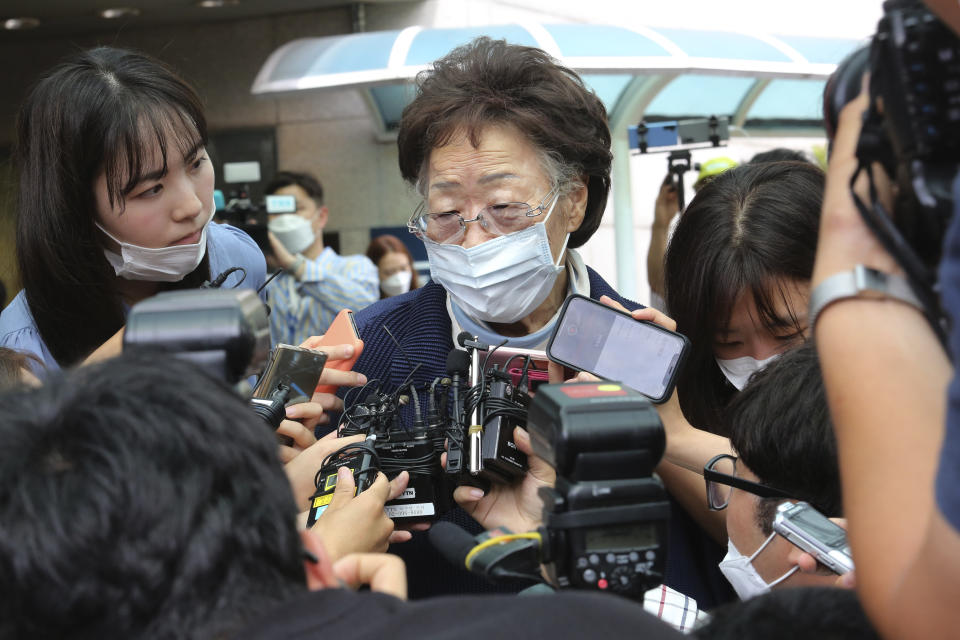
[
  {"left": 826, "top": 0, "right": 960, "bottom": 276},
  {"left": 527, "top": 382, "right": 670, "bottom": 599},
  {"left": 124, "top": 288, "right": 271, "bottom": 385}
]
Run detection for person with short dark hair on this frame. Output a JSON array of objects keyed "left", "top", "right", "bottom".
[
  {"left": 264, "top": 170, "right": 379, "bottom": 346},
  {"left": 748, "top": 147, "right": 811, "bottom": 165},
  {"left": 0, "top": 47, "right": 266, "bottom": 375},
  {"left": 712, "top": 343, "right": 846, "bottom": 599},
  {"left": 692, "top": 587, "right": 879, "bottom": 640},
  {"left": 0, "top": 352, "right": 683, "bottom": 640}
]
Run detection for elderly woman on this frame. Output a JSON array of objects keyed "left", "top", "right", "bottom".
[
  {"left": 354, "top": 37, "right": 620, "bottom": 380},
  {"left": 348, "top": 37, "right": 726, "bottom": 605}
]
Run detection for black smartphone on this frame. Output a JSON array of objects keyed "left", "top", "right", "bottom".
[{"left": 546, "top": 295, "right": 689, "bottom": 403}]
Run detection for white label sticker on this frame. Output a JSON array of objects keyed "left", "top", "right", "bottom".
[{"left": 384, "top": 502, "right": 436, "bottom": 518}]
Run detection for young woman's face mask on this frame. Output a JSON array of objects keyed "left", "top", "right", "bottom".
[
  {"left": 712, "top": 278, "right": 811, "bottom": 384},
  {"left": 94, "top": 141, "right": 215, "bottom": 281}
]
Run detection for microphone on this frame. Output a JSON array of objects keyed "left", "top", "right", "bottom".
[
  {"left": 446, "top": 349, "right": 470, "bottom": 377},
  {"left": 457, "top": 331, "right": 489, "bottom": 352},
  {"left": 445, "top": 349, "right": 471, "bottom": 474},
  {"left": 430, "top": 521, "right": 477, "bottom": 570},
  {"left": 430, "top": 521, "right": 543, "bottom": 585}
]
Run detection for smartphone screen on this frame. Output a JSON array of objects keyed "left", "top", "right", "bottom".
[{"left": 547, "top": 296, "right": 688, "bottom": 402}]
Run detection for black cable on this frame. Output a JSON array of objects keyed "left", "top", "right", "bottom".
[
  {"left": 256, "top": 268, "right": 284, "bottom": 294},
  {"left": 203, "top": 266, "right": 248, "bottom": 289},
  {"left": 314, "top": 441, "right": 382, "bottom": 489},
  {"left": 851, "top": 164, "right": 948, "bottom": 349}
]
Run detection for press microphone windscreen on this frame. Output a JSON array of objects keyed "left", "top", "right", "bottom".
[
  {"left": 430, "top": 521, "right": 477, "bottom": 569},
  {"left": 456, "top": 331, "right": 473, "bottom": 348},
  {"left": 446, "top": 349, "right": 470, "bottom": 376}
]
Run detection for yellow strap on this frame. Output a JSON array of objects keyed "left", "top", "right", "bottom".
[{"left": 464, "top": 531, "right": 542, "bottom": 570}]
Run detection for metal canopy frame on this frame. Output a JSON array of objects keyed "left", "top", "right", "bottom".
[{"left": 253, "top": 23, "right": 862, "bottom": 296}]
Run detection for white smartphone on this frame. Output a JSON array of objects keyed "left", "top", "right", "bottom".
[{"left": 773, "top": 501, "right": 854, "bottom": 575}]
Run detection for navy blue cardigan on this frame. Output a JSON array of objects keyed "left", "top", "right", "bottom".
[{"left": 348, "top": 271, "right": 733, "bottom": 606}]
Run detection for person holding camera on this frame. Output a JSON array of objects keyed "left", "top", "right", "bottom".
[
  {"left": 263, "top": 171, "right": 379, "bottom": 347},
  {"left": 0, "top": 352, "right": 684, "bottom": 639},
  {"left": 810, "top": 2, "right": 960, "bottom": 636},
  {"left": 0, "top": 47, "right": 266, "bottom": 377}
]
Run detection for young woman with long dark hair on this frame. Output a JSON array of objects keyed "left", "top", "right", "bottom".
[
  {"left": 665, "top": 161, "right": 824, "bottom": 434},
  {"left": 0, "top": 47, "right": 266, "bottom": 374}
]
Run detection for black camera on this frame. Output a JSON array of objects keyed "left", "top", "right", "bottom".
[
  {"left": 825, "top": 0, "right": 960, "bottom": 338},
  {"left": 124, "top": 288, "right": 270, "bottom": 385},
  {"left": 527, "top": 382, "right": 670, "bottom": 598}
]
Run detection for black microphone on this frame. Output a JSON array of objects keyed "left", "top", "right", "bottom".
[
  {"left": 430, "top": 522, "right": 543, "bottom": 585},
  {"left": 456, "top": 331, "right": 473, "bottom": 349},
  {"left": 446, "top": 349, "right": 470, "bottom": 376},
  {"left": 445, "top": 349, "right": 471, "bottom": 474},
  {"left": 430, "top": 521, "right": 477, "bottom": 570}
]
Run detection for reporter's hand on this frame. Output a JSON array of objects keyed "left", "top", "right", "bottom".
[
  {"left": 333, "top": 553, "right": 408, "bottom": 600},
  {"left": 654, "top": 175, "right": 680, "bottom": 229},
  {"left": 285, "top": 431, "right": 364, "bottom": 508},
  {"left": 302, "top": 532, "right": 408, "bottom": 600},
  {"left": 812, "top": 80, "right": 900, "bottom": 290},
  {"left": 452, "top": 427, "right": 555, "bottom": 534},
  {"left": 268, "top": 230, "right": 300, "bottom": 272},
  {"left": 298, "top": 339, "right": 368, "bottom": 416},
  {"left": 792, "top": 517, "right": 857, "bottom": 589},
  {"left": 312, "top": 468, "right": 410, "bottom": 559},
  {"left": 276, "top": 407, "right": 321, "bottom": 463}
]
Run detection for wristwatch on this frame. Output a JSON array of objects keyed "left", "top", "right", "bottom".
[{"left": 809, "top": 264, "right": 923, "bottom": 329}]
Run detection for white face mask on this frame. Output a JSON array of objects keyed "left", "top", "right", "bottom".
[
  {"left": 268, "top": 214, "right": 315, "bottom": 254},
  {"left": 98, "top": 221, "right": 209, "bottom": 282},
  {"left": 718, "top": 534, "right": 800, "bottom": 600},
  {"left": 381, "top": 270, "right": 412, "bottom": 297},
  {"left": 425, "top": 195, "right": 567, "bottom": 324},
  {"left": 715, "top": 353, "right": 781, "bottom": 391}
]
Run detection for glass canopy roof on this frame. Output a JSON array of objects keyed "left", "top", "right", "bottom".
[{"left": 252, "top": 23, "right": 863, "bottom": 131}]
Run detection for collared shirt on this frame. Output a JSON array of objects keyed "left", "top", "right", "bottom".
[
  {"left": 266, "top": 246, "right": 379, "bottom": 346},
  {"left": 644, "top": 584, "right": 708, "bottom": 633}
]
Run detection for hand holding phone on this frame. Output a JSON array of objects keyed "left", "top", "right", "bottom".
[
  {"left": 546, "top": 295, "right": 689, "bottom": 403},
  {"left": 773, "top": 501, "right": 854, "bottom": 575},
  {"left": 310, "top": 309, "right": 364, "bottom": 395}
]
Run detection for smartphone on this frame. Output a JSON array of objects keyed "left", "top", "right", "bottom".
[
  {"left": 252, "top": 343, "right": 328, "bottom": 403},
  {"left": 312, "top": 309, "right": 364, "bottom": 395},
  {"left": 546, "top": 294, "right": 689, "bottom": 403},
  {"left": 773, "top": 501, "right": 854, "bottom": 575}
]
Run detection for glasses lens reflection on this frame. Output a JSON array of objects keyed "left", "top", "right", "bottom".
[{"left": 708, "top": 456, "right": 736, "bottom": 509}]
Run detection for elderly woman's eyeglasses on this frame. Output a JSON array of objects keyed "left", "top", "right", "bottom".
[
  {"left": 703, "top": 454, "right": 795, "bottom": 511},
  {"left": 408, "top": 186, "right": 560, "bottom": 245}
]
